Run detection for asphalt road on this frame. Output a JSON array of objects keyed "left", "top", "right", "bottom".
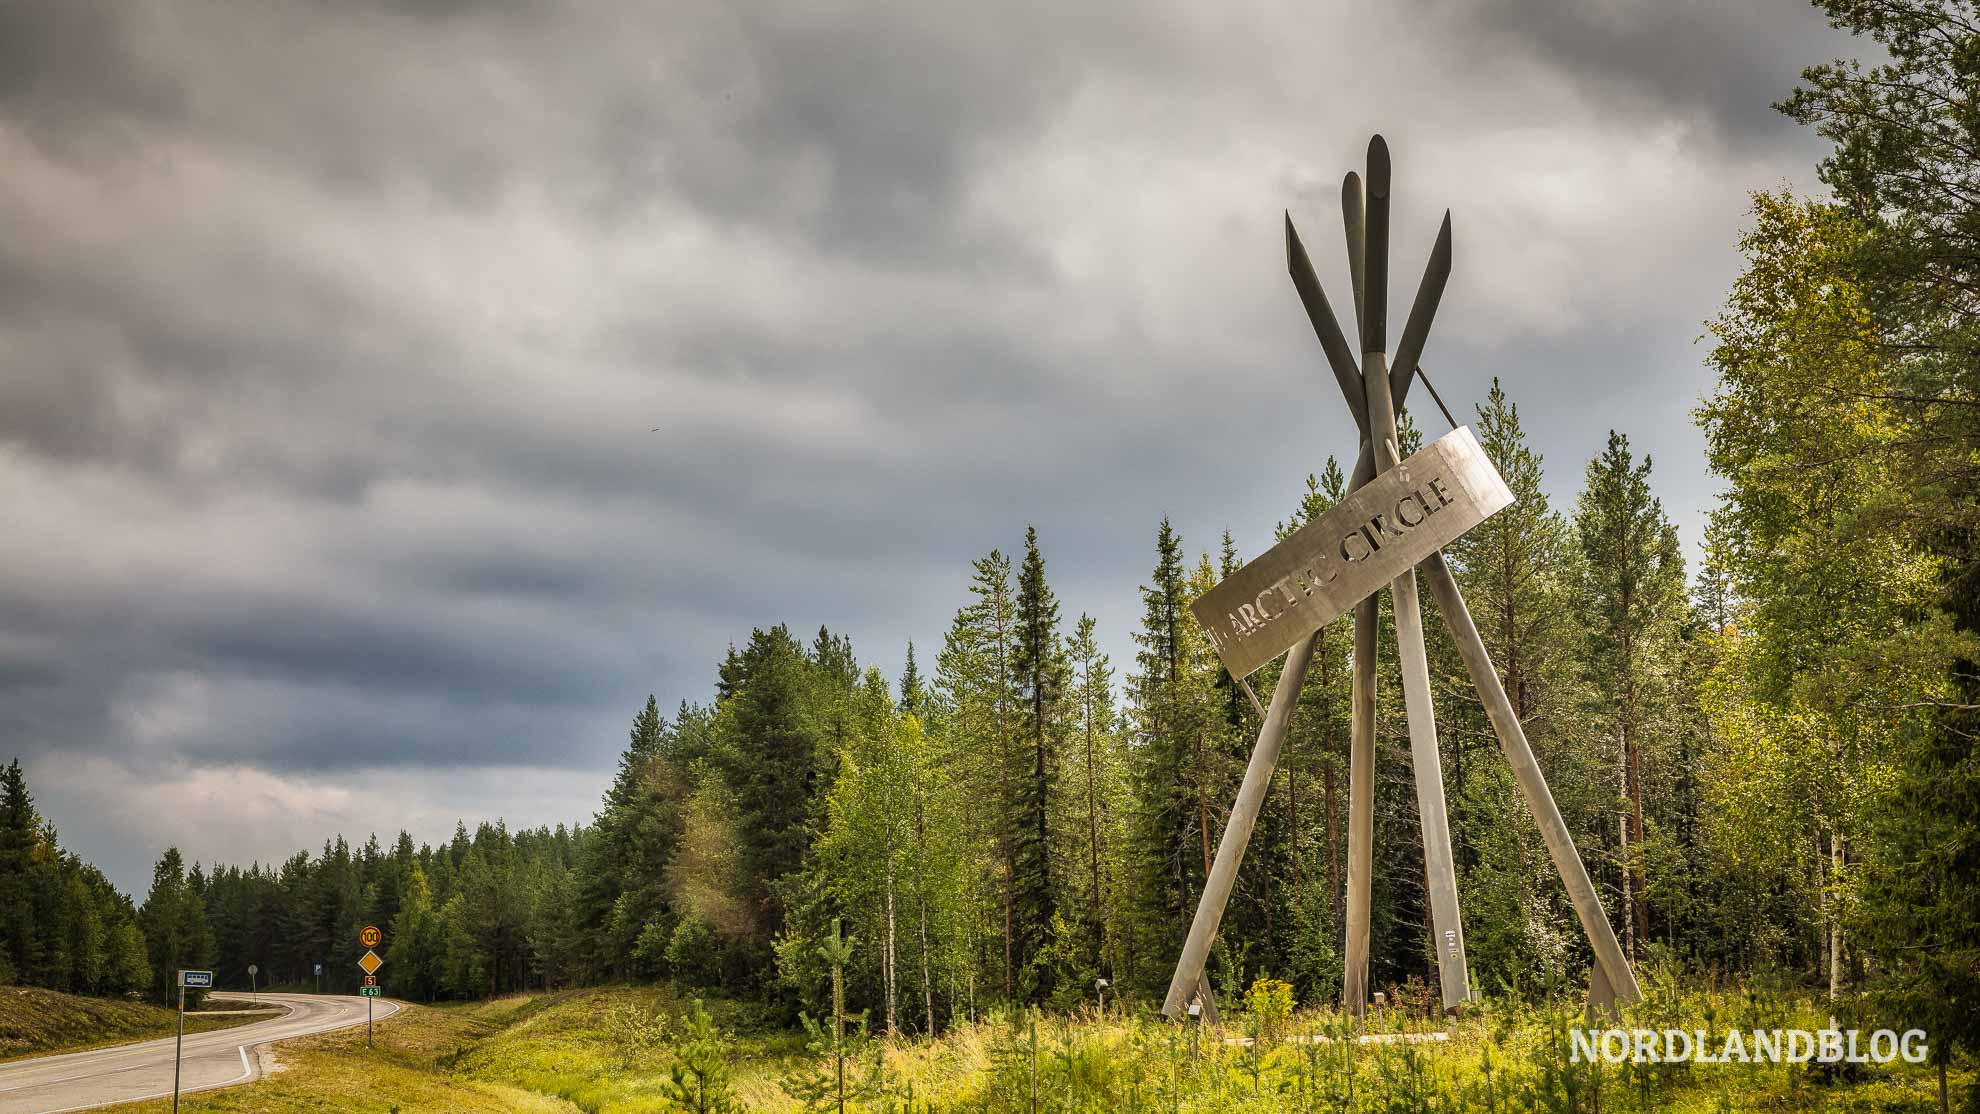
[{"left": 0, "top": 993, "right": 400, "bottom": 1114}]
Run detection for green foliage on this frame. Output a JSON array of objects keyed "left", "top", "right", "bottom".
[
  {"left": 781, "top": 918, "right": 886, "bottom": 1113},
  {"left": 1243, "top": 976, "right": 1295, "bottom": 1044},
  {"left": 1009, "top": 526, "right": 1067, "bottom": 1003},
  {"left": 139, "top": 846, "right": 213, "bottom": 1004},
  {"left": 603, "top": 995, "right": 671, "bottom": 1071},
  {"left": 0, "top": 761, "right": 150, "bottom": 999},
  {"left": 1760, "top": 2, "right": 1980, "bottom": 1090},
  {"left": 658, "top": 998, "right": 743, "bottom": 1114}
]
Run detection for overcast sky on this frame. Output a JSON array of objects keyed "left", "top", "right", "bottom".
[{"left": 3, "top": 0, "right": 1855, "bottom": 894}]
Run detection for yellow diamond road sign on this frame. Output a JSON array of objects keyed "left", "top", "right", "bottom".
[{"left": 358, "top": 949, "right": 383, "bottom": 976}]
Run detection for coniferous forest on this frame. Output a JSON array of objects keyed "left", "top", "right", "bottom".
[{"left": 2, "top": 0, "right": 1977, "bottom": 1103}]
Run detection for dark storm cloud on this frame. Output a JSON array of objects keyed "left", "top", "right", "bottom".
[
  {"left": 1439, "top": 0, "right": 1855, "bottom": 153},
  {"left": 0, "top": 0, "right": 1856, "bottom": 890}
]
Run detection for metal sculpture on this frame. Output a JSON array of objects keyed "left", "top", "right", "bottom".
[{"left": 1162, "top": 135, "right": 1641, "bottom": 1020}]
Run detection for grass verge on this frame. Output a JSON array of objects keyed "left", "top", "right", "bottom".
[
  {"left": 82, "top": 982, "right": 1980, "bottom": 1113},
  {"left": 105, "top": 997, "right": 577, "bottom": 1114},
  {"left": 0, "top": 986, "right": 264, "bottom": 1063}
]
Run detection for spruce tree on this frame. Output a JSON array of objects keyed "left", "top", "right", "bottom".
[
  {"left": 1124, "top": 518, "right": 1195, "bottom": 990},
  {"left": 581, "top": 697, "right": 689, "bottom": 979},
  {"left": 899, "top": 642, "right": 924, "bottom": 718},
  {"left": 139, "top": 847, "right": 213, "bottom": 1003},
  {"left": 1009, "top": 526, "right": 1065, "bottom": 1000},
  {"left": 1855, "top": 522, "right": 1980, "bottom": 1101},
  {"left": 710, "top": 626, "right": 823, "bottom": 957},
  {"left": 1276, "top": 463, "right": 1352, "bottom": 1000},
  {"left": 0, "top": 760, "right": 41, "bottom": 983}
]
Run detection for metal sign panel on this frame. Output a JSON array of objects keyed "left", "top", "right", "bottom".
[
  {"left": 359, "top": 925, "right": 382, "bottom": 949},
  {"left": 1193, "top": 425, "right": 1512, "bottom": 678},
  {"left": 179, "top": 970, "right": 213, "bottom": 988},
  {"left": 358, "top": 949, "right": 383, "bottom": 975}
]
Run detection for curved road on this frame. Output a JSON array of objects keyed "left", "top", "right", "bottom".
[{"left": 0, "top": 993, "right": 401, "bottom": 1114}]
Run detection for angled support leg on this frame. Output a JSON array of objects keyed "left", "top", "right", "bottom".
[
  {"left": 1342, "top": 593, "right": 1377, "bottom": 1016},
  {"left": 1587, "top": 957, "right": 1617, "bottom": 1018},
  {"left": 1338, "top": 172, "right": 1379, "bottom": 1020},
  {"left": 1363, "top": 353, "right": 1470, "bottom": 1010},
  {"left": 1418, "top": 551, "right": 1641, "bottom": 1007},
  {"left": 1161, "top": 633, "right": 1319, "bottom": 1018}
]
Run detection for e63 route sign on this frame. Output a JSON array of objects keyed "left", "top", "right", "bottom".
[
  {"left": 1192, "top": 426, "right": 1514, "bottom": 679},
  {"left": 178, "top": 970, "right": 213, "bottom": 989}
]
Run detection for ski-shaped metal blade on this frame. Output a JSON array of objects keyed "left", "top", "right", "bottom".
[{"left": 1285, "top": 213, "right": 1367, "bottom": 433}]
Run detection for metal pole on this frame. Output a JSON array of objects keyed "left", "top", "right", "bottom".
[
  {"left": 1342, "top": 137, "right": 1394, "bottom": 1019},
  {"left": 1343, "top": 172, "right": 1366, "bottom": 350},
  {"left": 1363, "top": 351, "right": 1470, "bottom": 1010},
  {"left": 1162, "top": 632, "right": 1319, "bottom": 1017},
  {"left": 173, "top": 983, "right": 184, "bottom": 1114},
  {"left": 1418, "top": 551, "right": 1642, "bottom": 1007},
  {"left": 367, "top": 993, "right": 373, "bottom": 1048},
  {"left": 1342, "top": 589, "right": 1376, "bottom": 1016}
]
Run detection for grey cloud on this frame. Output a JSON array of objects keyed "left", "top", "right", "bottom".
[
  {"left": 1439, "top": 0, "right": 1854, "bottom": 153},
  {"left": 0, "top": 0, "right": 1854, "bottom": 892}
]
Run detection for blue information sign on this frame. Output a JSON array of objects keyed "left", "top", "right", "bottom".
[{"left": 180, "top": 970, "right": 213, "bottom": 988}]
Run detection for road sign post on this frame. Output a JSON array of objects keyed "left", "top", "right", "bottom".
[
  {"left": 248, "top": 963, "right": 258, "bottom": 995},
  {"left": 357, "top": 927, "right": 383, "bottom": 1047},
  {"left": 174, "top": 970, "right": 212, "bottom": 1113},
  {"left": 314, "top": 961, "right": 322, "bottom": 995}
]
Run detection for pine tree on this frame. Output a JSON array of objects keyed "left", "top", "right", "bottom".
[
  {"left": 1066, "top": 614, "right": 1123, "bottom": 979},
  {"left": 528, "top": 865, "right": 581, "bottom": 990},
  {"left": 1573, "top": 432, "right": 1686, "bottom": 960},
  {"left": 1009, "top": 526, "right": 1065, "bottom": 1001},
  {"left": 388, "top": 866, "right": 444, "bottom": 1001}
]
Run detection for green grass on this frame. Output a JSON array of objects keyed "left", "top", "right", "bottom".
[
  {"left": 0, "top": 986, "right": 266, "bottom": 1062},
  {"left": 106, "top": 997, "right": 578, "bottom": 1114},
  {"left": 88, "top": 982, "right": 1978, "bottom": 1112}
]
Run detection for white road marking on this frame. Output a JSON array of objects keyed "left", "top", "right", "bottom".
[{"left": 0, "top": 995, "right": 402, "bottom": 1114}]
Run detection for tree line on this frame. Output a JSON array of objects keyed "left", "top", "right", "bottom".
[{"left": 0, "top": 393, "right": 1779, "bottom": 1020}]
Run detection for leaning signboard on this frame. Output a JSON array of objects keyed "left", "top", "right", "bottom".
[{"left": 1193, "top": 425, "right": 1513, "bottom": 679}]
